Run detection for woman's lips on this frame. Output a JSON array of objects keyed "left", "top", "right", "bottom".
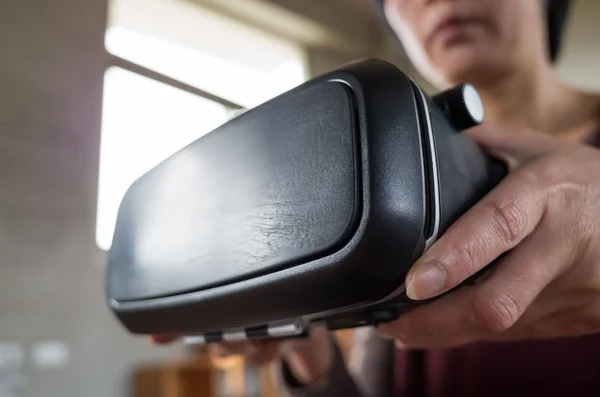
[{"left": 430, "top": 17, "right": 482, "bottom": 45}]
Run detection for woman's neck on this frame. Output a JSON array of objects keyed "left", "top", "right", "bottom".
[{"left": 474, "top": 62, "right": 600, "bottom": 141}]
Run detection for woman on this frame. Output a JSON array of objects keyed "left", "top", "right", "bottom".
[{"left": 155, "top": 1, "right": 600, "bottom": 395}]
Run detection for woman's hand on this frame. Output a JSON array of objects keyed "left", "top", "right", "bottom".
[
  {"left": 380, "top": 125, "right": 600, "bottom": 348},
  {"left": 152, "top": 326, "right": 334, "bottom": 385}
]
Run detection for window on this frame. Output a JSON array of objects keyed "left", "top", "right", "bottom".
[{"left": 97, "top": 0, "right": 306, "bottom": 250}]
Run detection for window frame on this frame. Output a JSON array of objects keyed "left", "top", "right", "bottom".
[{"left": 107, "top": 53, "right": 245, "bottom": 112}]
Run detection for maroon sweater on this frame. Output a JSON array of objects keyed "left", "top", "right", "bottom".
[
  {"left": 395, "top": 334, "right": 600, "bottom": 397},
  {"left": 395, "top": 131, "right": 600, "bottom": 397}
]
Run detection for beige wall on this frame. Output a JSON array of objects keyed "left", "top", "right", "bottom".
[
  {"left": 555, "top": 0, "right": 600, "bottom": 93},
  {"left": 0, "top": 0, "right": 187, "bottom": 396}
]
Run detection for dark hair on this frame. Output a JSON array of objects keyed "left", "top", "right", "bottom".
[
  {"left": 547, "top": 0, "right": 571, "bottom": 61},
  {"left": 374, "top": 0, "right": 571, "bottom": 62}
]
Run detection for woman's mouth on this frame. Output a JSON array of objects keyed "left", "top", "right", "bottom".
[{"left": 430, "top": 16, "right": 482, "bottom": 46}]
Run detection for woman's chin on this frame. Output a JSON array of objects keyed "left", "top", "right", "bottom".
[{"left": 432, "top": 47, "right": 505, "bottom": 86}]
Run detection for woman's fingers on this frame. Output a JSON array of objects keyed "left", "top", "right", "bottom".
[
  {"left": 208, "top": 340, "right": 283, "bottom": 366},
  {"left": 209, "top": 342, "right": 253, "bottom": 357},
  {"left": 150, "top": 335, "right": 178, "bottom": 344},
  {"left": 379, "top": 287, "right": 480, "bottom": 348},
  {"left": 469, "top": 227, "right": 570, "bottom": 338},
  {"left": 381, "top": 227, "right": 569, "bottom": 347},
  {"left": 151, "top": 336, "right": 292, "bottom": 366},
  {"left": 405, "top": 168, "right": 547, "bottom": 301},
  {"left": 246, "top": 341, "right": 282, "bottom": 365},
  {"left": 466, "top": 125, "right": 562, "bottom": 168}
]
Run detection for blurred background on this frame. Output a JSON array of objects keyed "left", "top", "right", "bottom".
[{"left": 0, "top": 0, "right": 598, "bottom": 396}]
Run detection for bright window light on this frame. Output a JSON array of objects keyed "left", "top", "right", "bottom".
[
  {"left": 105, "top": 27, "right": 306, "bottom": 109},
  {"left": 97, "top": 0, "right": 306, "bottom": 250},
  {"left": 97, "top": 67, "right": 230, "bottom": 251}
]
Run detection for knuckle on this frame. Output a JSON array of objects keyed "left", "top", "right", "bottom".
[
  {"left": 471, "top": 293, "right": 521, "bottom": 335},
  {"left": 488, "top": 199, "right": 526, "bottom": 245},
  {"left": 525, "top": 154, "right": 562, "bottom": 183},
  {"left": 455, "top": 239, "right": 482, "bottom": 276}
]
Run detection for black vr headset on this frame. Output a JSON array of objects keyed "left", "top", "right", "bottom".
[{"left": 106, "top": 59, "right": 506, "bottom": 343}]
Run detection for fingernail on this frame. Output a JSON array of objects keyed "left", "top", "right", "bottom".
[{"left": 406, "top": 262, "right": 447, "bottom": 300}]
